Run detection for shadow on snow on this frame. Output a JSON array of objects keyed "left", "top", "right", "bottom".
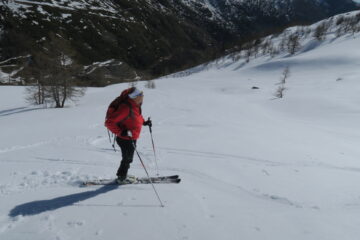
[{"left": 9, "top": 184, "right": 118, "bottom": 217}]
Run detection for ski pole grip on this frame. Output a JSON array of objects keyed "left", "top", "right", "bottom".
[{"left": 148, "top": 117, "right": 152, "bottom": 133}]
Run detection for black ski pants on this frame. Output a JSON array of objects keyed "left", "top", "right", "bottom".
[{"left": 116, "top": 137, "right": 136, "bottom": 180}]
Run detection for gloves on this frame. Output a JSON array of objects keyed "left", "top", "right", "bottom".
[
  {"left": 120, "top": 129, "right": 132, "bottom": 137},
  {"left": 143, "top": 119, "right": 152, "bottom": 127}
]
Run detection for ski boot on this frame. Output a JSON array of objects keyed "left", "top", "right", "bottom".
[{"left": 116, "top": 175, "right": 137, "bottom": 185}]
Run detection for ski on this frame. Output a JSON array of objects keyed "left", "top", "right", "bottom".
[{"left": 82, "top": 175, "right": 180, "bottom": 186}]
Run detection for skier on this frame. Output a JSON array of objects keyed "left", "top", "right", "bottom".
[{"left": 105, "top": 87, "right": 152, "bottom": 184}]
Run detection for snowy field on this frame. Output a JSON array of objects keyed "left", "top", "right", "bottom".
[{"left": 1, "top": 21, "right": 360, "bottom": 240}]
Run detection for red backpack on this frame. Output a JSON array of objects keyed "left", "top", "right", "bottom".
[
  {"left": 105, "top": 87, "right": 135, "bottom": 122},
  {"left": 105, "top": 87, "right": 135, "bottom": 149}
]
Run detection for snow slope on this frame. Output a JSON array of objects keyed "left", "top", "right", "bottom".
[{"left": 1, "top": 14, "right": 360, "bottom": 240}]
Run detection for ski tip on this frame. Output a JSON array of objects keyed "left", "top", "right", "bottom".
[{"left": 166, "top": 175, "right": 179, "bottom": 179}]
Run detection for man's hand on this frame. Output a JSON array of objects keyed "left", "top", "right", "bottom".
[
  {"left": 143, "top": 119, "right": 152, "bottom": 128},
  {"left": 121, "top": 129, "right": 132, "bottom": 137}
]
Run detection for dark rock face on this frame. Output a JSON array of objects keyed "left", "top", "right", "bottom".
[{"left": 0, "top": 0, "right": 357, "bottom": 86}]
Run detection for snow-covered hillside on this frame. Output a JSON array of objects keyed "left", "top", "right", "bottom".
[
  {"left": 1, "top": 0, "right": 357, "bottom": 86},
  {"left": 171, "top": 10, "right": 360, "bottom": 78},
  {"left": 1, "top": 12, "right": 360, "bottom": 240}
]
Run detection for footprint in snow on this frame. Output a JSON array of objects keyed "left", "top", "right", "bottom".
[{"left": 67, "top": 221, "right": 85, "bottom": 228}]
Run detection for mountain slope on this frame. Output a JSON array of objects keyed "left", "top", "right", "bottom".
[
  {"left": 1, "top": 11, "right": 360, "bottom": 240},
  {"left": 0, "top": 0, "right": 358, "bottom": 86}
]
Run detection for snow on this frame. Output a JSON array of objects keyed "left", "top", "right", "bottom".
[
  {"left": 37, "top": 5, "right": 48, "bottom": 15},
  {"left": 4, "top": 0, "right": 119, "bottom": 18},
  {"left": 0, "top": 67, "right": 24, "bottom": 84},
  {"left": 62, "top": 13, "right": 72, "bottom": 19},
  {"left": 84, "top": 59, "right": 123, "bottom": 74},
  {"left": 1, "top": 13, "right": 360, "bottom": 240}
]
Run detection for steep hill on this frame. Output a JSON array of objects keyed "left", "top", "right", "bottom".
[{"left": 0, "top": 0, "right": 358, "bottom": 86}]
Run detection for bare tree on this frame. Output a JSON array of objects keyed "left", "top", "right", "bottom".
[
  {"left": 46, "top": 52, "right": 85, "bottom": 108},
  {"left": 313, "top": 22, "right": 329, "bottom": 41},
  {"left": 342, "top": 18, "right": 352, "bottom": 33},
  {"left": 335, "top": 26, "right": 344, "bottom": 38},
  {"left": 231, "top": 51, "right": 242, "bottom": 62},
  {"left": 280, "top": 66, "right": 290, "bottom": 84},
  {"left": 278, "top": 31, "right": 289, "bottom": 52},
  {"left": 24, "top": 33, "right": 85, "bottom": 108},
  {"left": 261, "top": 39, "right": 272, "bottom": 55},
  {"left": 244, "top": 47, "right": 252, "bottom": 63},
  {"left": 25, "top": 83, "right": 46, "bottom": 105},
  {"left": 145, "top": 80, "right": 156, "bottom": 89},
  {"left": 334, "top": 14, "right": 360, "bottom": 38},
  {"left": 287, "top": 33, "right": 301, "bottom": 55},
  {"left": 275, "top": 85, "right": 286, "bottom": 98},
  {"left": 251, "top": 39, "right": 261, "bottom": 58},
  {"left": 21, "top": 52, "right": 51, "bottom": 105},
  {"left": 274, "top": 66, "right": 290, "bottom": 99},
  {"left": 349, "top": 15, "right": 360, "bottom": 35}
]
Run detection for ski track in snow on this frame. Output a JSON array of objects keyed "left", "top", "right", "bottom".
[
  {"left": 0, "top": 141, "right": 49, "bottom": 154},
  {"left": 161, "top": 147, "right": 285, "bottom": 165},
  {"left": 162, "top": 146, "right": 360, "bottom": 175},
  {"left": 0, "top": 106, "right": 44, "bottom": 117},
  {"left": 167, "top": 166, "right": 306, "bottom": 209}
]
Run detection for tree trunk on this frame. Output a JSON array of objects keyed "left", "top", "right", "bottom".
[{"left": 61, "top": 79, "right": 67, "bottom": 108}]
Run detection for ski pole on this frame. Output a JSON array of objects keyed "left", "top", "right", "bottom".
[
  {"left": 112, "top": 135, "right": 117, "bottom": 152},
  {"left": 132, "top": 140, "right": 164, "bottom": 207},
  {"left": 148, "top": 117, "right": 160, "bottom": 176},
  {"left": 107, "top": 130, "right": 116, "bottom": 152},
  {"left": 107, "top": 130, "right": 112, "bottom": 143}
]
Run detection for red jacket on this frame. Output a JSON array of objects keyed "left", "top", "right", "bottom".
[{"left": 105, "top": 99, "right": 145, "bottom": 140}]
